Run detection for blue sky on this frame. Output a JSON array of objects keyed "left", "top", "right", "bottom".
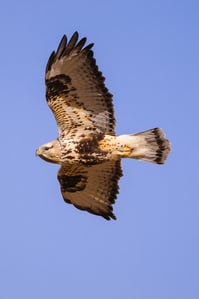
[{"left": 1, "top": 1, "right": 199, "bottom": 298}]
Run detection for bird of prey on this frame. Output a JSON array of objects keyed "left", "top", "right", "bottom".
[{"left": 36, "top": 32, "right": 171, "bottom": 220}]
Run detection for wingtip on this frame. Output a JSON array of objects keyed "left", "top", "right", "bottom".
[
  {"left": 73, "top": 31, "right": 79, "bottom": 38},
  {"left": 101, "top": 209, "right": 117, "bottom": 221}
]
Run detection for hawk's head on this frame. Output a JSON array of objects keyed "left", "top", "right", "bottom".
[{"left": 36, "top": 140, "right": 61, "bottom": 164}]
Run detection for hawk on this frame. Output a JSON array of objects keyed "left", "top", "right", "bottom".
[{"left": 36, "top": 32, "right": 171, "bottom": 220}]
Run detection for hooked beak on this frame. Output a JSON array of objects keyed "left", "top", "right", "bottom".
[{"left": 36, "top": 148, "right": 41, "bottom": 157}]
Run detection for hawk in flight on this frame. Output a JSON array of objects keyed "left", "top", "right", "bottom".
[{"left": 36, "top": 32, "right": 171, "bottom": 220}]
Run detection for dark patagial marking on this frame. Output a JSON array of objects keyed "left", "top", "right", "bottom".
[
  {"left": 58, "top": 175, "right": 87, "bottom": 192},
  {"left": 46, "top": 74, "right": 74, "bottom": 100}
]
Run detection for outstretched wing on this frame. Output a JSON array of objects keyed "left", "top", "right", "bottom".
[
  {"left": 57, "top": 160, "right": 122, "bottom": 220},
  {"left": 45, "top": 32, "right": 116, "bottom": 142}
]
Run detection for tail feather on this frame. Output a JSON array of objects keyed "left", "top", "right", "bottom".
[{"left": 120, "top": 128, "right": 171, "bottom": 164}]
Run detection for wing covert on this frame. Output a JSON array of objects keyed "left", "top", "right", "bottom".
[
  {"left": 57, "top": 159, "right": 122, "bottom": 220},
  {"left": 45, "top": 32, "right": 116, "bottom": 141}
]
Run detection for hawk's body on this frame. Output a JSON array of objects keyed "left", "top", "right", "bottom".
[{"left": 36, "top": 32, "right": 171, "bottom": 220}]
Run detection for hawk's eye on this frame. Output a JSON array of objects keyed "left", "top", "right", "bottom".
[{"left": 44, "top": 145, "right": 52, "bottom": 150}]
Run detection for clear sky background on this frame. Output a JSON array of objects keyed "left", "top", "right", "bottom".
[{"left": 0, "top": 1, "right": 198, "bottom": 298}]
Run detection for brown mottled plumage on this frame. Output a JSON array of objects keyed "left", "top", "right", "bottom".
[{"left": 36, "top": 32, "right": 171, "bottom": 220}]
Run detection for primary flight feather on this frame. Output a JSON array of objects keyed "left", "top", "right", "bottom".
[{"left": 36, "top": 32, "right": 171, "bottom": 220}]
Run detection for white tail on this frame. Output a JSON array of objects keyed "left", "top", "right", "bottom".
[{"left": 116, "top": 128, "right": 171, "bottom": 164}]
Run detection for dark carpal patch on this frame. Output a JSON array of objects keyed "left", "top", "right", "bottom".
[
  {"left": 58, "top": 174, "right": 87, "bottom": 192},
  {"left": 46, "top": 74, "right": 74, "bottom": 100}
]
